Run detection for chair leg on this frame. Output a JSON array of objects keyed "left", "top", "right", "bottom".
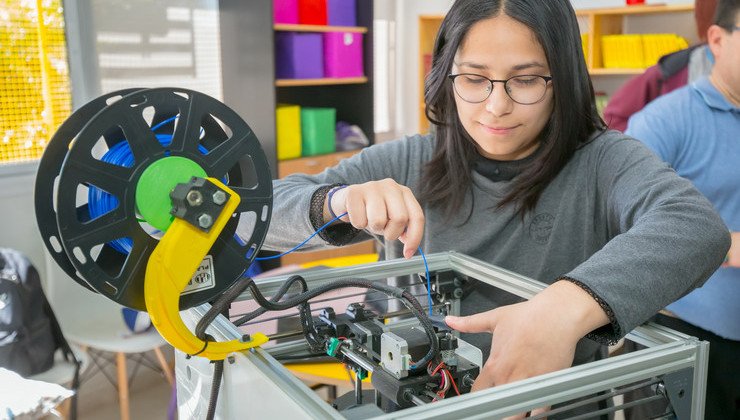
[
  {"left": 116, "top": 352, "right": 130, "bottom": 420},
  {"left": 56, "top": 397, "right": 71, "bottom": 419},
  {"left": 153, "top": 346, "right": 174, "bottom": 386}
]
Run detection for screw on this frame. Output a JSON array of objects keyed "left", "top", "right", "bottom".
[
  {"left": 187, "top": 190, "right": 203, "bottom": 206},
  {"left": 197, "top": 213, "right": 213, "bottom": 228},
  {"left": 227, "top": 356, "right": 235, "bottom": 364},
  {"left": 239, "top": 334, "right": 251, "bottom": 343},
  {"left": 212, "top": 190, "right": 227, "bottom": 205}
]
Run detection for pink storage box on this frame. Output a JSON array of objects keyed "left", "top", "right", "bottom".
[
  {"left": 323, "top": 32, "right": 364, "bottom": 78},
  {"left": 274, "top": 0, "right": 299, "bottom": 24}
]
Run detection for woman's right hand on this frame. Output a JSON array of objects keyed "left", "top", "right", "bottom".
[{"left": 325, "top": 179, "right": 425, "bottom": 258}]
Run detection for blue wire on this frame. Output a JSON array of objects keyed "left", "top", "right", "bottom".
[
  {"left": 256, "top": 213, "right": 433, "bottom": 315},
  {"left": 418, "top": 247, "right": 432, "bottom": 316},
  {"left": 151, "top": 115, "right": 178, "bottom": 132},
  {"left": 255, "top": 212, "right": 349, "bottom": 260}
]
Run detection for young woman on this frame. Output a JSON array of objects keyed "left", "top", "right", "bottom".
[{"left": 263, "top": 0, "right": 729, "bottom": 406}]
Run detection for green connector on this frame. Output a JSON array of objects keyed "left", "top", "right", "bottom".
[{"left": 327, "top": 338, "right": 341, "bottom": 357}]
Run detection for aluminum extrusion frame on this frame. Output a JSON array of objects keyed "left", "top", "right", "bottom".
[{"left": 176, "top": 251, "right": 708, "bottom": 419}]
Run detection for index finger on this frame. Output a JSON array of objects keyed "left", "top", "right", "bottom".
[
  {"left": 445, "top": 310, "right": 498, "bottom": 334},
  {"left": 399, "top": 189, "right": 424, "bottom": 258}
]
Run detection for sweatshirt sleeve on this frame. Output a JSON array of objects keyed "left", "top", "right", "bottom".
[
  {"left": 260, "top": 134, "right": 431, "bottom": 253},
  {"left": 565, "top": 133, "right": 730, "bottom": 342}
]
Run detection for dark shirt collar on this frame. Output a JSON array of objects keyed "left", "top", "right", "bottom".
[{"left": 474, "top": 147, "right": 540, "bottom": 182}]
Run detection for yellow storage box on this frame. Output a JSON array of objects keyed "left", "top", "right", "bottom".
[{"left": 276, "top": 104, "right": 302, "bottom": 161}]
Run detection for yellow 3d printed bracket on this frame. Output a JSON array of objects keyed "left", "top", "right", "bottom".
[{"left": 144, "top": 177, "right": 268, "bottom": 360}]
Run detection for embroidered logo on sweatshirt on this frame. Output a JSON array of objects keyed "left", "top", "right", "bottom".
[{"left": 529, "top": 213, "right": 554, "bottom": 244}]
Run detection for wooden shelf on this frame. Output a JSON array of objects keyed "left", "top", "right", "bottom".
[
  {"left": 276, "top": 77, "right": 368, "bottom": 87},
  {"left": 575, "top": 4, "right": 694, "bottom": 17},
  {"left": 269, "top": 1, "right": 376, "bottom": 269},
  {"left": 274, "top": 24, "right": 368, "bottom": 33},
  {"left": 418, "top": 15, "right": 443, "bottom": 134},
  {"left": 577, "top": 4, "right": 694, "bottom": 71},
  {"left": 589, "top": 67, "right": 645, "bottom": 75}
]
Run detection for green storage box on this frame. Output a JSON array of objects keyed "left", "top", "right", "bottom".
[{"left": 300, "top": 107, "right": 336, "bottom": 156}]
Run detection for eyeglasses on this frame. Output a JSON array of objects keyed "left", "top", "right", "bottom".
[{"left": 448, "top": 73, "right": 553, "bottom": 105}]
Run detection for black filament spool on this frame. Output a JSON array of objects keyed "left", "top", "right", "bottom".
[
  {"left": 36, "top": 88, "right": 145, "bottom": 292},
  {"left": 38, "top": 88, "right": 273, "bottom": 311}
]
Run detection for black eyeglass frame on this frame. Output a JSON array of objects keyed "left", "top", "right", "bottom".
[{"left": 447, "top": 73, "right": 554, "bottom": 105}]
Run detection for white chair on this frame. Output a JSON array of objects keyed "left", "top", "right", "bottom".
[{"left": 43, "top": 252, "right": 174, "bottom": 420}]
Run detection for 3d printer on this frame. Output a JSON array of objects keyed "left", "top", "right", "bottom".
[{"left": 34, "top": 88, "right": 708, "bottom": 419}]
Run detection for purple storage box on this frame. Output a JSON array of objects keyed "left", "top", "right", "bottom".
[
  {"left": 327, "top": 0, "right": 356, "bottom": 26},
  {"left": 275, "top": 32, "right": 324, "bottom": 79},
  {"left": 323, "top": 32, "right": 363, "bottom": 78},
  {"left": 274, "top": 0, "right": 299, "bottom": 24}
]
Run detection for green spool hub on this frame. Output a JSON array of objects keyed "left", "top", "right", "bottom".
[{"left": 136, "top": 156, "right": 207, "bottom": 232}]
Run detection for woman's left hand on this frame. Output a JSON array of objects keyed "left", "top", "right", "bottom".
[
  {"left": 723, "top": 231, "right": 739, "bottom": 267},
  {"left": 445, "top": 280, "right": 610, "bottom": 419}
]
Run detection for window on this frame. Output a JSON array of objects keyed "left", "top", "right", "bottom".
[{"left": 0, "top": 0, "right": 71, "bottom": 164}]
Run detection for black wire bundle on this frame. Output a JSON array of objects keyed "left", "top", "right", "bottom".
[
  {"left": 240, "top": 275, "right": 438, "bottom": 368},
  {"left": 193, "top": 274, "right": 440, "bottom": 420}
]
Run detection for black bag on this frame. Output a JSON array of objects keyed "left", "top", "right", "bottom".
[{"left": 0, "top": 248, "right": 70, "bottom": 376}]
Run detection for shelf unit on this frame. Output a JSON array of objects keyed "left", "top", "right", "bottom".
[
  {"left": 418, "top": 15, "right": 444, "bottom": 135},
  {"left": 273, "top": 2, "right": 376, "bottom": 266},
  {"left": 274, "top": 23, "right": 370, "bottom": 87},
  {"left": 274, "top": 23, "right": 368, "bottom": 33},
  {"left": 275, "top": 1, "right": 375, "bottom": 148},
  {"left": 576, "top": 3, "right": 694, "bottom": 74},
  {"left": 417, "top": 4, "right": 695, "bottom": 132},
  {"left": 275, "top": 77, "right": 368, "bottom": 87},
  {"left": 218, "top": 1, "right": 376, "bottom": 268}
]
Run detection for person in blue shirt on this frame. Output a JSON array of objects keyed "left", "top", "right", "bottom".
[
  {"left": 604, "top": 0, "right": 717, "bottom": 132},
  {"left": 626, "top": 0, "right": 740, "bottom": 417}
]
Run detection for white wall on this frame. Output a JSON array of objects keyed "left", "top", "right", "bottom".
[
  {"left": 0, "top": 163, "right": 47, "bottom": 280},
  {"left": 394, "top": 0, "right": 454, "bottom": 137}
]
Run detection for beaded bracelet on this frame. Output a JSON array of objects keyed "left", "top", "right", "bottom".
[{"left": 327, "top": 185, "right": 349, "bottom": 219}]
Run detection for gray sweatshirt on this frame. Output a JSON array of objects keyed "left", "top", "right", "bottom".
[{"left": 262, "top": 129, "right": 729, "bottom": 359}]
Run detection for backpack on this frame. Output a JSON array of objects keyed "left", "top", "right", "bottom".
[{"left": 0, "top": 248, "right": 75, "bottom": 377}]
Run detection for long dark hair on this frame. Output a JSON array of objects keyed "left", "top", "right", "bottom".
[
  {"left": 713, "top": 0, "right": 740, "bottom": 29},
  {"left": 420, "top": 0, "right": 605, "bottom": 221}
]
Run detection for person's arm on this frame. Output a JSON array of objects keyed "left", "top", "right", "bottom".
[
  {"left": 566, "top": 134, "right": 729, "bottom": 341},
  {"left": 261, "top": 134, "right": 431, "bottom": 254},
  {"left": 446, "top": 280, "right": 608, "bottom": 390},
  {"left": 447, "top": 133, "right": 729, "bottom": 402},
  {"left": 324, "top": 180, "right": 424, "bottom": 259}
]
